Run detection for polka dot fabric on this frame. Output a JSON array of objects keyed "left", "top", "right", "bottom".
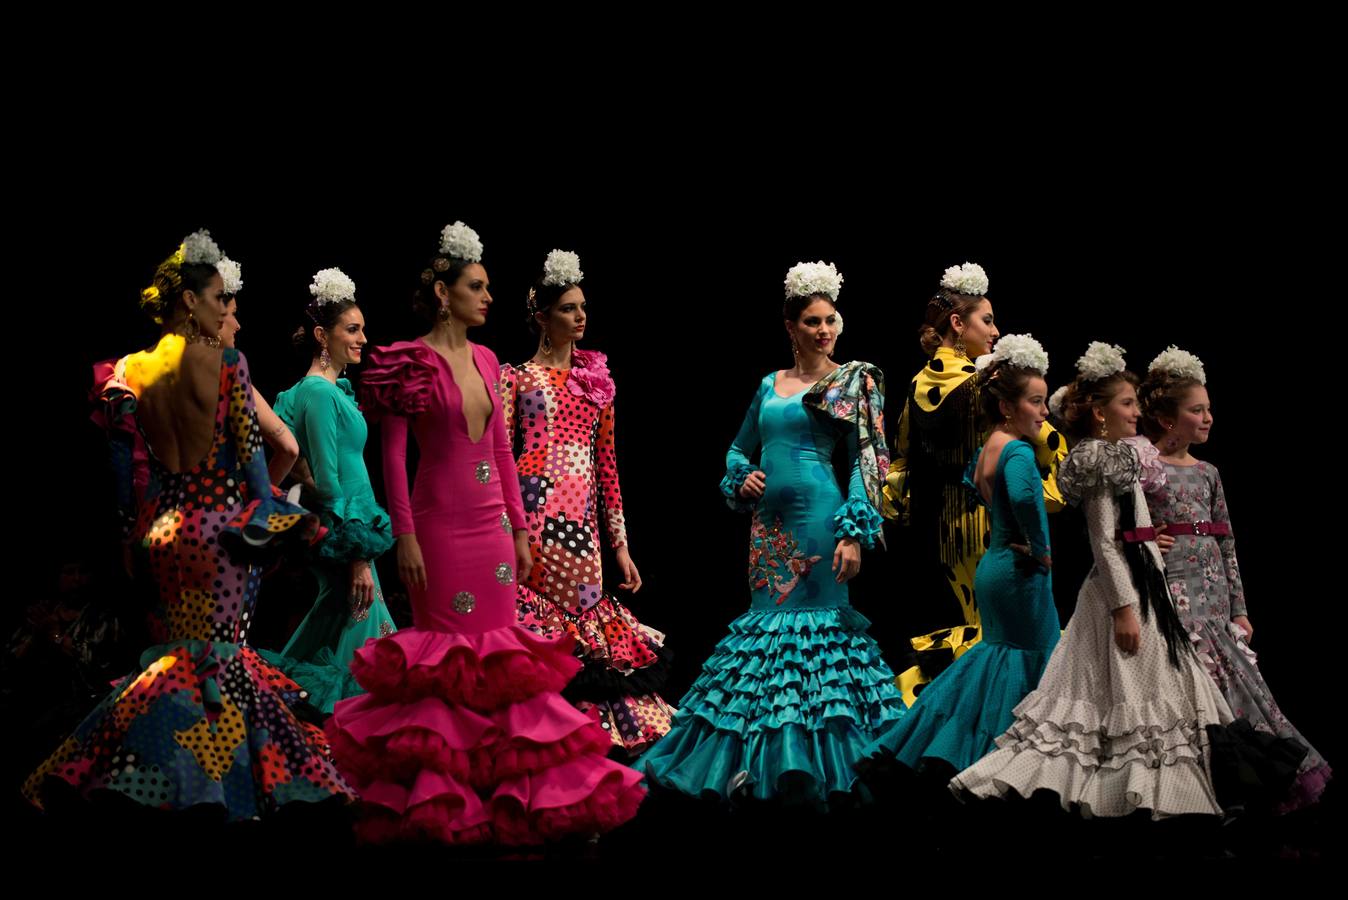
[
  {"left": 501, "top": 357, "right": 673, "bottom": 756},
  {"left": 24, "top": 347, "right": 351, "bottom": 819}
]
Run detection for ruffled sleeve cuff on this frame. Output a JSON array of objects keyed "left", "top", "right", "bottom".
[
  {"left": 833, "top": 497, "right": 885, "bottom": 549},
  {"left": 317, "top": 512, "right": 395, "bottom": 564},
  {"left": 221, "top": 486, "right": 326, "bottom": 564},
  {"left": 720, "top": 462, "right": 757, "bottom": 513}
]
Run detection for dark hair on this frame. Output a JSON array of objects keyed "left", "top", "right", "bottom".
[
  {"left": 292, "top": 299, "right": 360, "bottom": 354},
  {"left": 527, "top": 279, "right": 582, "bottom": 334},
  {"left": 1060, "top": 370, "right": 1140, "bottom": 440},
  {"left": 1138, "top": 369, "right": 1205, "bottom": 441},
  {"left": 412, "top": 255, "right": 475, "bottom": 329},
  {"left": 139, "top": 254, "right": 218, "bottom": 325},
  {"left": 783, "top": 293, "right": 836, "bottom": 322},
  {"left": 919, "top": 288, "right": 986, "bottom": 357},
  {"left": 978, "top": 361, "right": 1044, "bottom": 429}
]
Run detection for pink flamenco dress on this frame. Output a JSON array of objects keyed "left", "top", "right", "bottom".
[{"left": 325, "top": 339, "right": 645, "bottom": 845}]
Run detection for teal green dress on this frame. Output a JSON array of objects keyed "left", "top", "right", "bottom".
[
  {"left": 856, "top": 438, "right": 1058, "bottom": 778},
  {"left": 639, "top": 362, "right": 906, "bottom": 806},
  {"left": 260, "top": 376, "right": 396, "bottom": 713}
]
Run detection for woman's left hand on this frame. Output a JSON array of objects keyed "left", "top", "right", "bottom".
[
  {"left": 349, "top": 560, "right": 375, "bottom": 620},
  {"left": 1232, "top": 615, "right": 1254, "bottom": 642},
  {"left": 833, "top": 537, "right": 861, "bottom": 583},
  {"left": 514, "top": 530, "right": 534, "bottom": 583},
  {"left": 615, "top": 545, "right": 643, "bottom": 593}
]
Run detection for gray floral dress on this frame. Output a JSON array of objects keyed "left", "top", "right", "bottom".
[{"left": 1139, "top": 441, "right": 1330, "bottom": 812}]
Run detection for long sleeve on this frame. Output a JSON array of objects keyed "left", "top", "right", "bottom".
[
  {"left": 381, "top": 413, "right": 415, "bottom": 538},
  {"left": 1004, "top": 442, "right": 1051, "bottom": 562},
  {"left": 92, "top": 357, "right": 151, "bottom": 541},
  {"left": 1083, "top": 487, "right": 1137, "bottom": 611},
  {"left": 498, "top": 363, "right": 519, "bottom": 448},
  {"left": 833, "top": 424, "right": 885, "bottom": 549},
  {"left": 231, "top": 353, "right": 273, "bottom": 503},
  {"left": 298, "top": 389, "right": 344, "bottom": 514},
  {"left": 721, "top": 379, "right": 766, "bottom": 512},
  {"left": 296, "top": 384, "right": 392, "bottom": 563},
  {"left": 483, "top": 351, "right": 527, "bottom": 531},
  {"left": 595, "top": 402, "right": 628, "bottom": 549},
  {"left": 219, "top": 350, "right": 323, "bottom": 559},
  {"left": 1210, "top": 467, "right": 1248, "bottom": 618}
]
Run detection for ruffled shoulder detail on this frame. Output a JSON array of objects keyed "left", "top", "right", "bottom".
[
  {"left": 567, "top": 348, "right": 615, "bottom": 407},
  {"left": 803, "top": 361, "right": 890, "bottom": 543},
  {"left": 1120, "top": 435, "right": 1166, "bottom": 495},
  {"left": 1058, "top": 438, "right": 1140, "bottom": 506},
  {"left": 360, "top": 341, "right": 438, "bottom": 421},
  {"left": 90, "top": 357, "right": 138, "bottom": 431}
]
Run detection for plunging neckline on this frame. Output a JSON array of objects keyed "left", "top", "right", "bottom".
[{"left": 419, "top": 339, "right": 494, "bottom": 444}]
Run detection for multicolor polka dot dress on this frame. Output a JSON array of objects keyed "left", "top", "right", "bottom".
[
  {"left": 500, "top": 350, "right": 674, "bottom": 756},
  {"left": 23, "top": 339, "right": 354, "bottom": 819}
]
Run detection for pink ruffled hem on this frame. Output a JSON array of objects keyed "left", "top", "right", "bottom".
[
  {"left": 327, "top": 693, "right": 613, "bottom": 787},
  {"left": 350, "top": 626, "right": 581, "bottom": 710},
  {"left": 349, "top": 755, "right": 645, "bottom": 845}
]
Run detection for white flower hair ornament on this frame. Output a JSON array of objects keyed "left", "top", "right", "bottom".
[
  {"left": 986, "top": 333, "right": 1049, "bottom": 375},
  {"left": 1076, "top": 342, "right": 1127, "bottom": 382},
  {"left": 309, "top": 268, "right": 357, "bottom": 306},
  {"left": 182, "top": 229, "right": 223, "bottom": 266},
  {"left": 1048, "top": 385, "right": 1070, "bottom": 417},
  {"left": 541, "top": 249, "right": 584, "bottom": 287},
  {"left": 216, "top": 257, "right": 243, "bottom": 295},
  {"left": 940, "top": 261, "right": 989, "bottom": 296},
  {"left": 784, "top": 261, "right": 844, "bottom": 301},
  {"left": 1148, "top": 345, "right": 1206, "bottom": 384},
  {"left": 438, "top": 221, "right": 484, "bottom": 263}
]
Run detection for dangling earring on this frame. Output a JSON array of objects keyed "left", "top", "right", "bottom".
[
  {"left": 182, "top": 311, "right": 219, "bottom": 348},
  {"left": 1098, "top": 419, "right": 1108, "bottom": 439},
  {"left": 954, "top": 334, "right": 967, "bottom": 357},
  {"left": 541, "top": 332, "right": 553, "bottom": 354},
  {"left": 320, "top": 347, "right": 331, "bottom": 371},
  {"left": 437, "top": 305, "right": 451, "bottom": 323}
]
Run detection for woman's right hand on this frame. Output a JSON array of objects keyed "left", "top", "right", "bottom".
[
  {"left": 1112, "top": 605, "right": 1141, "bottom": 654},
  {"left": 1155, "top": 526, "right": 1175, "bottom": 555},
  {"left": 397, "top": 533, "right": 426, "bottom": 591},
  {"left": 739, "top": 470, "right": 767, "bottom": 499}
]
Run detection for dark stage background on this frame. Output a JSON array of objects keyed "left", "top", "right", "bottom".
[{"left": 9, "top": 148, "right": 1339, "bottom": 861}]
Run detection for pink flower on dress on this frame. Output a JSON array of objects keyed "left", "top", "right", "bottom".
[{"left": 566, "top": 349, "right": 616, "bottom": 407}]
